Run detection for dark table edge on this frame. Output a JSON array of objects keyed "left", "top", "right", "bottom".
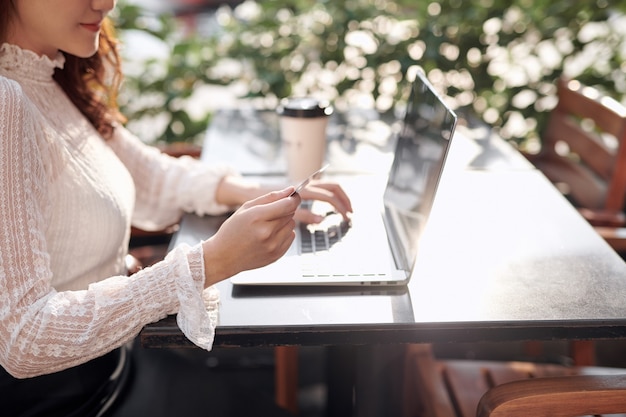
[{"left": 140, "top": 315, "right": 626, "bottom": 348}]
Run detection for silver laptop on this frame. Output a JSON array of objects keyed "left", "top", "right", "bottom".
[{"left": 231, "top": 70, "right": 457, "bottom": 286}]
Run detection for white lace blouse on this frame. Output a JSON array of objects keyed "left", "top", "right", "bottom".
[{"left": 0, "top": 43, "right": 235, "bottom": 378}]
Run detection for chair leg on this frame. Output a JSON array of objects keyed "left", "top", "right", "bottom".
[
  {"left": 523, "top": 340, "right": 595, "bottom": 366},
  {"left": 570, "top": 340, "right": 595, "bottom": 366},
  {"left": 275, "top": 346, "right": 299, "bottom": 415},
  {"left": 523, "top": 341, "right": 544, "bottom": 360}
]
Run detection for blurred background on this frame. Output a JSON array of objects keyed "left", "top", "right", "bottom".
[
  {"left": 112, "top": 0, "right": 626, "bottom": 151},
  {"left": 114, "top": 3, "right": 626, "bottom": 415}
]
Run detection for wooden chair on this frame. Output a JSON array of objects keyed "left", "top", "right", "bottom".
[
  {"left": 401, "top": 80, "right": 626, "bottom": 417},
  {"left": 402, "top": 343, "right": 626, "bottom": 417},
  {"left": 520, "top": 77, "right": 626, "bottom": 366},
  {"left": 477, "top": 373, "right": 626, "bottom": 417},
  {"left": 522, "top": 77, "right": 626, "bottom": 253}
]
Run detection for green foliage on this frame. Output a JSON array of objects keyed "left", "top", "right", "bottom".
[
  {"left": 114, "top": 0, "right": 626, "bottom": 147},
  {"left": 112, "top": 3, "right": 219, "bottom": 144}
]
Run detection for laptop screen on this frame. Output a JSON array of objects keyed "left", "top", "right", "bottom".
[{"left": 383, "top": 71, "right": 457, "bottom": 273}]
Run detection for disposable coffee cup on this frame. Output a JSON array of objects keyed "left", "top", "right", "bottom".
[{"left": 277, "top": 97, "right": 333, "bottom": 182}]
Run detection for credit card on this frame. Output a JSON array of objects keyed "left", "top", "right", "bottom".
[{"left": 290, "top": 164, "right": 329, "bottom": 197}]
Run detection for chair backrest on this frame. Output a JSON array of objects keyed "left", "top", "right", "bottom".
[
  {"left": 476, "top": 374, "right": 626, "bottom": 417},
  {"left": 540, "top": 78, "right": 626, "bottom": 212}
]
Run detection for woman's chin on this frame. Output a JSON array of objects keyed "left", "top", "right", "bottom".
[{"left": 62, "top": 40, "right": 99, "bottom": 58}]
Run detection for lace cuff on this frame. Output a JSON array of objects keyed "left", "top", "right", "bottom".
[
  {"left": 169, "top": 243, "right": 220, "bottom": 350},
  {"left": 175, "top": 156, "right": 240, "bottom": 217}
]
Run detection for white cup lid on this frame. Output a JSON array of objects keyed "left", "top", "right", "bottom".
[{"left": 277, "top": 97, "right": 333, "bottom": 118}]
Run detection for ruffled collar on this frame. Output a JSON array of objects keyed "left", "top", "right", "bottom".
[{"left": 0, "top": 43, "right": 65, "bottom": 83}]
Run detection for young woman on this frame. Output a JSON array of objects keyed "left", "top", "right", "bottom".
[{"left": 0, "top": 0, "right": 352, "bottom": 415}]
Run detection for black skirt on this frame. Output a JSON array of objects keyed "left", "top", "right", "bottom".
[{"left": 0, "top": 345, "right": 131, "bottom": 417}]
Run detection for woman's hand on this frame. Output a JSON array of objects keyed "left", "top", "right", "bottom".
[
  {"left": 294, "top": 180, "right": 353, "bottom": 224},
  {"left": 201, "top": 187, "right": 300, "bottom": 288},
  {"left": 215, "top": 174, "right": 354, "bottom": 225}
]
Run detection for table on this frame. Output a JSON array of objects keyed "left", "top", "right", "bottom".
[
  {"left": 140, "top": 108, "right": 626, "bottom": 416},
  {"left": 141, "top": 108, "right": 626, "bottom": 349}
]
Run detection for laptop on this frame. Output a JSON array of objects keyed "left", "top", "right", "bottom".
[{"left": 230, "top": 69, "right": 457, "bottom": 286}]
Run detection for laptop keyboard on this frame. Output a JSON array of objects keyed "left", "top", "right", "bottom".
[
  {"left": 299, "top": 213, "right": 351, "bottom": 254},
  {"left": 296, "top": 200, "right": 391, "bottom": 279}
]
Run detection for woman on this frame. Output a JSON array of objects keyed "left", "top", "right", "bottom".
[{"left": 0, "top": 0, "right": 352, "bottom": 415}]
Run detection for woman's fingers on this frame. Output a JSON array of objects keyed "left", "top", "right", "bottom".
[
  {"left": 297, "top": 181, "right": 353, "bottom": 222},
  {"left": 202, "top": 188, "right": 300, "bottom": 287}
]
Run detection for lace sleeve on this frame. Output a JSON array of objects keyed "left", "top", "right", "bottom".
[
  {"left": 108, "top": 125, "right": 238, "bottom": 231},
  {"left": 0, "top": 79, "right": 219, "bottom": 378}
]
